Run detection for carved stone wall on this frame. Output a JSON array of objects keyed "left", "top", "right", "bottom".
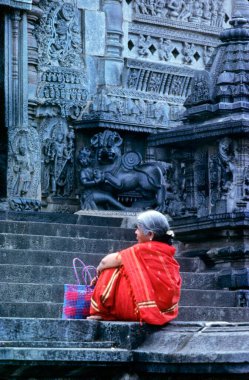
[{"left": 0, "top": 0, "right": 232, "bottom": 213}]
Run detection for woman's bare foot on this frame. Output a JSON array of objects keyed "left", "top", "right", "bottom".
[{"left": 86, "top": 315, "right": 102, "bottom": 320}]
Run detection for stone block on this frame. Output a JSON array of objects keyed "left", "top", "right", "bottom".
[
  {"left": 77, "top": 0, "right": 100, "bottom": 10},
  {"left": 99, "top": 59, "right": 124, "bottom": 86},
  {"left": 84, "top": 10, "right": 105, "bottom": 56}
]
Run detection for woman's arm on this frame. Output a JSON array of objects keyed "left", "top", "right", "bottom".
[{"left": 97, "top": 252, "right": 122, "bottom": 274}]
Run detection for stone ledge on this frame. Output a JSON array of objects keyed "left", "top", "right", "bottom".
[{"left": 0, "top": 321, "right": 248, "bottom": 375}]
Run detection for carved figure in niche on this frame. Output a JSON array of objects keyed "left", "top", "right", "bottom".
[
  {"left": 203, "top": 46, "right": 214, "bottom": 66},
  {"left": 128, "top": 69, "right": 139, "bottom": 89},
  {"left": 216, "top": 0, "right": 224, "bottom": 27},
  {"left": 158, "top": 38, "right": 171, "bottom": 61},
  {"left": 134, "top": 0, "right": 148, "bottom": 14},
  {"left": 201, "top": 0, "right": 211, "bottom": 22},
  {"left": 181, "top": 42, "right": 195, "bottom": 65},
  {"left": 42, "top": 122, "right": 75, "bottom": 197},
  {"left": 147, "top": 0, "right": 157, "bottom": 16},
  {"left": 167, "top": 0, "right": 185, "bottom": 19},
  {"left": 155, "top": 0, "right": 167, "bottom": 16},
  {"left": 218, "top": 138, "right": 237, "bottom": 202},
  {"left": 78, "top": 130, "right": 168, "bottom": 212},
  {"left": 148, "top": 73, "right": 162, "bottom": 92},
  {"left": 188, "top": 0, "right": 202, "bottom": 21},
  {"left": 180, "top": 0, "right": 192, "bottom": 20},
  {"left": 243, "top": 166, "right": 249, "bottom": 199},
  {"left": 170, "top": 77, "right": 182, "bottom": 96},
  {"left": 210, "top": 0, "right": 223, "bottom": 27},
  {"left": 137, "top": 35, "right": 152, "bottom": 57},
  {"left": 153, "top": 101, "right": 169, "bottom": 124},
  {"left": 12, "top": 136, "right": 34, "bottom": 197}
]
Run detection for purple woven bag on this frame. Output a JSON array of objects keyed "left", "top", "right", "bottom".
[{"left": 62, "top": 258, "right": 97, "bottom": 319}]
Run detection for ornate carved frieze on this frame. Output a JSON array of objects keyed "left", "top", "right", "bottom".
[
  {"left": 128, "top": 27, "right": 217, "bottom": 69},
  {"left": 80, "top": 88, "right": 186, "bottom": 131},
  {"left": 132, "top": 0, "right": 227, "bottom": 30},
  {"left": 35, "top": 0, "right": 88, "bottom": 119},
  {"left": 125, "top": 59, "right": 194, "bottom": 97},
  {"left": 40, "top": 117, "right": 75, "bottom": 197},
  {"left": 37, "top": 67, "right": 88, "bottom": 119},
  {"left": 77, "top": 57, "right": 194, "bottom": 130}
]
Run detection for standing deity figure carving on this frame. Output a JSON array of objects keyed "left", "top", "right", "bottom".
[
  {"left": 42, "top": 122, "right": 75, "bottom": 197},
  {"left": 218, "top": 138, "right": 237, "bottom": 206},
  {"left": 78, "top": 130, "right": 168, "bottom": 212},
  {"left": 137, "top": 35, "right": 152, "bottom": 57},
  {"left": 182, "top": 42, "right": 195, "bottom": 65},
  {"left": 13, "top": 136, "right": 34, "bottom": 197},
  {"left": 158, "top": 38, "right": 171, "bottom": 61}
]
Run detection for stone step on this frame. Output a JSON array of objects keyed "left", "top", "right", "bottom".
[
  {"left": 0, "top": 283, "right": 238, "bottom": 308},
  {"left": 177, "top": 256, "right": 205, "bottom": 272},
  {"left": 0, "top": 220, "right": 135, "bottom": 240},
  {"left": 0, "top": 318, "right": 98, "bottom": 342},
  {"left": 0, "top": 233, "right": 132, "bottom": 253},
  {"left": 0, "top": 249, "right": 102, "bottom": 268},
  {"left": 0, "top": 210, "right": 134, "bottom": 228},
  {"left": 0, "top": 265, "right": 218, "bottom": 288},
  {"left": 0, "top": 249, "right": 202, "bottom": 272},
  {"left": 177, "top": 306, "right": 249, "bottom": 322},
  {"left": 0, "top": 282, "right": 64, "bottom": 304},
  {"left": 180, "top": 289, "right": 237, "bottom": 307},
  {"left": 0, "top": 318, "right": 148, "bottom": 350},
  {"left": 0, "top": 302, "right": 62, "bottom": 318},
  {"left": 0, "top": 301, "right": 248, "bottom": 322},
  {"left": 181, "top": 272, "right": 218, "bottom": 290}
]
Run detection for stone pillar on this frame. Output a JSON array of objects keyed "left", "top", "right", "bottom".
[
  {"left": 6, "top": 10, "right": 41, "bottom": 211},
  {"left": 100, "top": 0, "right": 124, "bottom": 86}
]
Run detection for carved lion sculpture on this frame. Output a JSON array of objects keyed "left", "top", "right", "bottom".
[{"left": 78, "top": 130, "right": 168, "bottom": 212}]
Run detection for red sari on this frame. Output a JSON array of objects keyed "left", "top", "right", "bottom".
[{"left": 90, "top": 241, "right": 181, "bottom": 325}]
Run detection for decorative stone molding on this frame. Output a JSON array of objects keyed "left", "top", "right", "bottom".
[{"left": 35, "top": 0, "right": 88, "bottom": 119}]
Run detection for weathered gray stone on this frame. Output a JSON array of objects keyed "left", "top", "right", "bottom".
[
  {"left": 84, "top": 10, "right": 105, "bottom": 56},
  {"left": 77, "top": 0, "right": 100, "bottom": 10}
]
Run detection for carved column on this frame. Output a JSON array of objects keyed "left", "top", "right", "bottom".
[
  {"left": 6, "top": 10, "right": 41, "bottom": 211},
  {"left": 101, "top": 0, "right": 124, "bottom": 86},
  {"left": 27, "top": 0, "right": 43, "bottom": 123}
]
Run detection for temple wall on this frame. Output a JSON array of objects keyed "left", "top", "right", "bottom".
[{"left": 0, "top": 0, "right": 233, "bottom": 213}]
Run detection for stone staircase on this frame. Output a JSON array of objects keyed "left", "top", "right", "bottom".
[
  {"left": 0, "top": 210, "right": 248, "bottom": 378},
  {"left": 0, "top": 210, "right": 247, "bottom": 322}
]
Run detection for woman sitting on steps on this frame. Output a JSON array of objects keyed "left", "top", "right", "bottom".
[{"left": 88, "top": 210, "right": 182, "bottom": 325}]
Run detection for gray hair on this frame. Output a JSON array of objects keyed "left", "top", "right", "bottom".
[{"left": 136, "top": 210, "right": 172, "bottom": 237}]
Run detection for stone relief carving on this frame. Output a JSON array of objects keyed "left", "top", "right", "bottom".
[
  {"left": 218, "top": 138, "right": 237, "bottom": 205},
  {"left": 84, "top": 89, "right": 171, "bottom": 128},
  {"left": 160, "top": 138, "right": 239, "bottom": 218},
  {"left": 185, "top": 71, "right": 211, "bottom": 106},
  {"left": 132, "top": 0, "right": 225, "bottom": 28},
  {"left": 130, "top": 34, "right": 214, "bottom": 69},
  {"left": 36, "top": 1, "right": 82, "bottom": 68},
  {"left": 78, "top": 130, "right": 168, "bottom": 212},
  {"left": 35, "top": 0, "right": 88, "bottom": 119},
  {"left": 158, "top": 38, "right": 172, "bottom": 61},
  {"left": 40, "top": 118, "right": 75, "bottom": 197},
  {"left": 8, "top": 128, "right": 41, "bottom": 210}
]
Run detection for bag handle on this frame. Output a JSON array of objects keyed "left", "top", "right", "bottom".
[
  {"left": 73, "top": 258, "right": 97, "bottom": 285},
  {"left": 82, "top": 265, "right": 97, "bottom": 285}
]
